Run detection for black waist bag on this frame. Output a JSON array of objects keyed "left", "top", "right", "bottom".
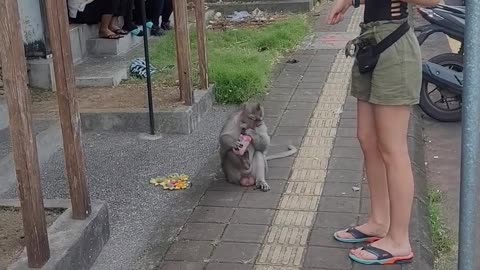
[{"left": 356, "top": 21, "right": 410, "bottom": 74}]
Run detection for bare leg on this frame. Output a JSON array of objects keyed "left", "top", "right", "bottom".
[
  {"left": 99, "top": 14, "right": 120, "bottom": 38},
  {"left": 253, "top": 151, "right": 270, "bottom": 191},
  {"left": 336, "top": 100, "right": 389, "bottom": 239},
  {"left": 351, "top": 104, "right": 413, "bottom": 258}
]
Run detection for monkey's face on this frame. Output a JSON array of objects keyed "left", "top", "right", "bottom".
[{"left": 242, "top": 103, "right": 264, "bottom": 129}]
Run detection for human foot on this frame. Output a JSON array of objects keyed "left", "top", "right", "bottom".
[
  {"left": 334, "top": 222, "right": 387, "bottom": 243},
  {"left": 349, "top": 237, "right": 413, "bottom": 265},
  {"left": 99, "top": 29, "right": 122, "bottom": 39}
]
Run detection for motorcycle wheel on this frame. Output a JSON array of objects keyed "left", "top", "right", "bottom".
[{"left": 419, "top": 53, "right": 463, "bottom": 122}]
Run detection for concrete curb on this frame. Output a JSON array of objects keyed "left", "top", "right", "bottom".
[
  {"left": 207, "top": 0, "right": 314, "bottom": 15},
  {"left": 404, "top": 106, "right": 435, "bottom": 270},
  {"left": 80, "top": 85, "right": 215, "bottom": 134},
  {"left": 7, "top": 200, "right": 110, "bottom": 270}
]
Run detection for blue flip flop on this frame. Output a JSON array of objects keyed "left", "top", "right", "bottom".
[
  {"left": 333, "top": 227, "right": 382, "bottom": 243},
  {"left": 349, "top": 245, "right": 414, "bottom": 265}
]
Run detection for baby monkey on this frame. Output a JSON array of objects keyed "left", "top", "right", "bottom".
[{"left": 219, "top": 102, "right": 297, "bottom": 191}]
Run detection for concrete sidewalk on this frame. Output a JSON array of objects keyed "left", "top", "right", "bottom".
[{"left": 156, "top": 4, "right": 432, "bottom": 270}]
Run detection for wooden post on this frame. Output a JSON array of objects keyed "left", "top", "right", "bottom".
[
  {"left": 0, "top": 0, "right": 50, "bottom": 267},
  {"left": 173, "top": 0, "right": 194, "bottom": 105},
  {"left": 44, "top": 0, "right": 91, "bottom": 219},
  {"left": 194, "top": 0, "right": 209, "bottom": 89}
]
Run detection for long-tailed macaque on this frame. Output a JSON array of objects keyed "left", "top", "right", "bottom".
[{"left": 219, "top": 103, "right": 297, "bottom": 192}]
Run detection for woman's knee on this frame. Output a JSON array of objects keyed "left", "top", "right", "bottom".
[{"left": 357, "top": 127, "right": 378, "bottom": 154}]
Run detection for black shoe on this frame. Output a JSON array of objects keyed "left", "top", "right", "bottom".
[
  {"left": 123, "top": 23, "right": 138, "bottom": 32},
  {"left": 151, "top": 25, "right": 165, "bottom": 36},
  {"left": 161, "top": 21, "right": 172, "bottom": 31}
]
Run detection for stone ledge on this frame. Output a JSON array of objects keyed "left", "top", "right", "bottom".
[
  {"left": 207, "top": 0, "right": 314, "bottom": 15},
  {"left": 6, "top": 200, "right": 110, "bottom": 270},
  {"left": 404, "top": 106, "right": 434, "bottom": 270},
  {"left": 81, "top": 85, "right": 215, "bottom": 134}
]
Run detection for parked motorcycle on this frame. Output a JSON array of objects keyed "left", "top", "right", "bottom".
[{"left": 415, "top": 4, "right": 465, "bottom": 122}]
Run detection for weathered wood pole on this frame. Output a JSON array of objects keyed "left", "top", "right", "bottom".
[
  {"left": 0, "top": 0, "right": 50, "bottom": 267},
  {"left": 173, "top": 0, "right": 194, "bottom": 105},
  {"left": 194, "top": 0, "right": 209, "bottom": 89},
  {"left": 44, "top": 0, "right": 91, "bottom": 219}
]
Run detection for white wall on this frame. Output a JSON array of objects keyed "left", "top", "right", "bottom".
[{"left": 17, "top": 0, "right": 47, "bottom": 55}]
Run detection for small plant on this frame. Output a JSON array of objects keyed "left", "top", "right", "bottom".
[{"left": 427, "top": 189, "right": 455, "bottom": 264}]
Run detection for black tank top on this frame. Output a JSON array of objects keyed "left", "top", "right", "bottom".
[{"left": 364, "top": 0, "right": 409, "bottom": 23}]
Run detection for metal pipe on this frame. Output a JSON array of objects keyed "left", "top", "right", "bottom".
[
  {"left": 139, "top": 0, "right": 156, "bottom": 135},
  {"left": 458, "top": 1, "right": 480, "bottom": 269}
]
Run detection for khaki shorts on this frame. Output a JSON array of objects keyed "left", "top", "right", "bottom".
[{"left": 350, "top": 20, "right": 422, "bottom": 106}]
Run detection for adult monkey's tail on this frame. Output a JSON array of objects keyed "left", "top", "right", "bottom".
[{"left": 266, "top": 145, "right": 298, "bottom": 161}]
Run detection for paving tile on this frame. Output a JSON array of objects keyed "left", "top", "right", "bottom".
[
  {"left": 301, "top": 73, "right": 328, "bottom": 83},
  {"left": 306, "top": 66, "right": 332, "bottom": 73},
  {"left": 352, "top": 264, "right": 401, "bottom": 270},
  {"left": 315, "top": 212, "right": 358, "bottom": 230},
  {"left": 211, "top": 242, "right": 261, "bottom": 263},
  {"left": 285, "top": 182, "right": 323, "bottom": 195},
  {"left": 360, "top": 198, "right": 370, "bottom": 214},
  {"left": 279, "top": 110, "right": 313, "bottom": 127},
  {"left": 339, "top": 118, "right": 357, "bottom": 128},
  {"left": 189, "top": 206, "right": 235, "bottom": 223},
  {"left": 239, "top": 193, "right": 282, "bottom": 209},
  {"left": 297, "top": 82, "right": 324, "bottom": 90},
  {"left": 279, "top": 195, "right": 319, "bottom": 211},
  {"left": 267, "top": 167, "right": 291, "bottom": 180},
  {"left": 265, "top": 226, "right": 310, "bottom": 245},
  {"left": 273, "top": 210, "right": 316, "bottom": 227},
  {"left": 318, "top": 196, "right": 360, "bottom": 213},
  {"left": 290, "top": 169, "right": 326, "bottom": 182},
  {"left": 245, "top": 180, "right": 287, "bottom": 194},
  {"left": 290, "top": 93, "right": 321, "bottom": 103},
  {"left": 309, "top": 227, "right": 352, "bottom": 249},
  {"left": 304, "top": 247, "right": 351, "bottom": 269},
  {"left": 268, "top": 155, "right": 295, "bottom": 168},
  {"left": 269, "top": 87, "right": 296, "bottom": 96},
  {"left": 325, "top": 169, "right": 363, "bottom": 183},
  {"left": 336, "top": 127, "right": 357, "bottom": 137},
  {"left": 208, "top": 180, "right": 247, "bottom": 192},
  {"left": 322, "top": 182, "right": 361, "bottom": 198},
  {"left": 164, "top": 240, "right": 214, "bottom": 261},
  {"left": 231, "top": 208, "right": 275, "bottom": 225},
  {"left": 199, "top": 191, "right": 243, "bottom": 207},
  {"left": 270, "top": 135, "right": 304, "bottom": 147},
  {"left": 264, "top": 94, "right": 291, "bottom": 102},
  {"left": 257, "top": 244, "right": 305, "bottom": 266},
  {"left": 161, "top": 262, "right": 205, "bottom": 270},
  {"left": 206, "top": 263, "right": 254, "bottom": 270},
  {"left": 331, "top": 147, "right": 363, "bottom": 159},
  {"left": 275, "top": 126, "right": 307, "bottom": 136},
  {"left": 360, "top": 183, "right": 369, "bottom": 198},
  {"left": 222, "top": 224, "right": 269, "bottom": 243},
  {"left": 343, "top": 101, "right": 356, "bottom": 111},
  {"left": 263, "top": 117, "right": 281, "bottom": 130},
  {"left": 311, "top": 54, "right": 336, "bottom": 62},
  {"left": 263, "top": 107, "right": 286, "bottom": 118},
  {"left": 287, "top": 102, "right": 317, "bottom": 111},
  {"left": 295, "top": 87, "right": 323, "bottom": 95},
  {"left": 263, "top": 101, "right": 289, "bottom": 109},
  {"left": 340, "top": 110, "right": 357, "bottom": 119},
  {"left": 334, "top": 137, "right": 361, "bottom": 148},
  {"left": 178, "top": 223, "right": 226, "bottom": 241},
  {"left": 328, "top": 157, "right": 364, "bottom": 171}
]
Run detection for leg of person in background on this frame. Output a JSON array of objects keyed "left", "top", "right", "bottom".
[
  {"left": 161, "top": 0, "right": 173, "bottom": 31},
  {"left": 122, "top": 0, "right": 137, "bottom": 32},
  {"left": 150, "top": 0, "right": 166, "bottom": 36},
  {"left": 110, "top": 0, "right": 129, "bottom": 35},
  {"left": 74, "top": 0, "right": 122, "bottom": 39}
]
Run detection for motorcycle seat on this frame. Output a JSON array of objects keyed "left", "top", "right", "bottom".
[{"left": 432, "top": 9, "right": 465, "bottom": 35}]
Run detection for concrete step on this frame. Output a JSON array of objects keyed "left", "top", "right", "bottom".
[
  {"left": 87, "top": 32, "right": 147, "bottom": 56},
  {"left": 69, "top": 23, "right": 99, "bottom": 64},
  {"left": 74, "top": 56, "right": 129, "bottom": 88},
  {"left": 207, "top": 0, "right": 314, "bottom": 14}
]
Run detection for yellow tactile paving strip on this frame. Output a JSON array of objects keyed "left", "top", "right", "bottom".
[{"left": 254, "top": 7, "right": 363, "bottom": 270}]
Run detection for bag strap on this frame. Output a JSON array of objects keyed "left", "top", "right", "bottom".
[{"left": 373, "top": 21, "right": 410, "bottom": 55}]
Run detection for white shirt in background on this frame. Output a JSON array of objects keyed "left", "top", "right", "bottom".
[{"left": 67, "top": 0, "right": 95, "bottom": 18}]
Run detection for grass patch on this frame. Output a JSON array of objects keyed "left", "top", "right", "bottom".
[
  {"left": 149, "top": 15, "right": 309, "bottom": 104},
  {"left": 427, "top": 188, "right": 455, "bottom": 267}
]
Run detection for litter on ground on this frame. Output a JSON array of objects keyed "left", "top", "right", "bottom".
[{"left": 149, "top": 173, "right": 191, "bottom": 190}]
